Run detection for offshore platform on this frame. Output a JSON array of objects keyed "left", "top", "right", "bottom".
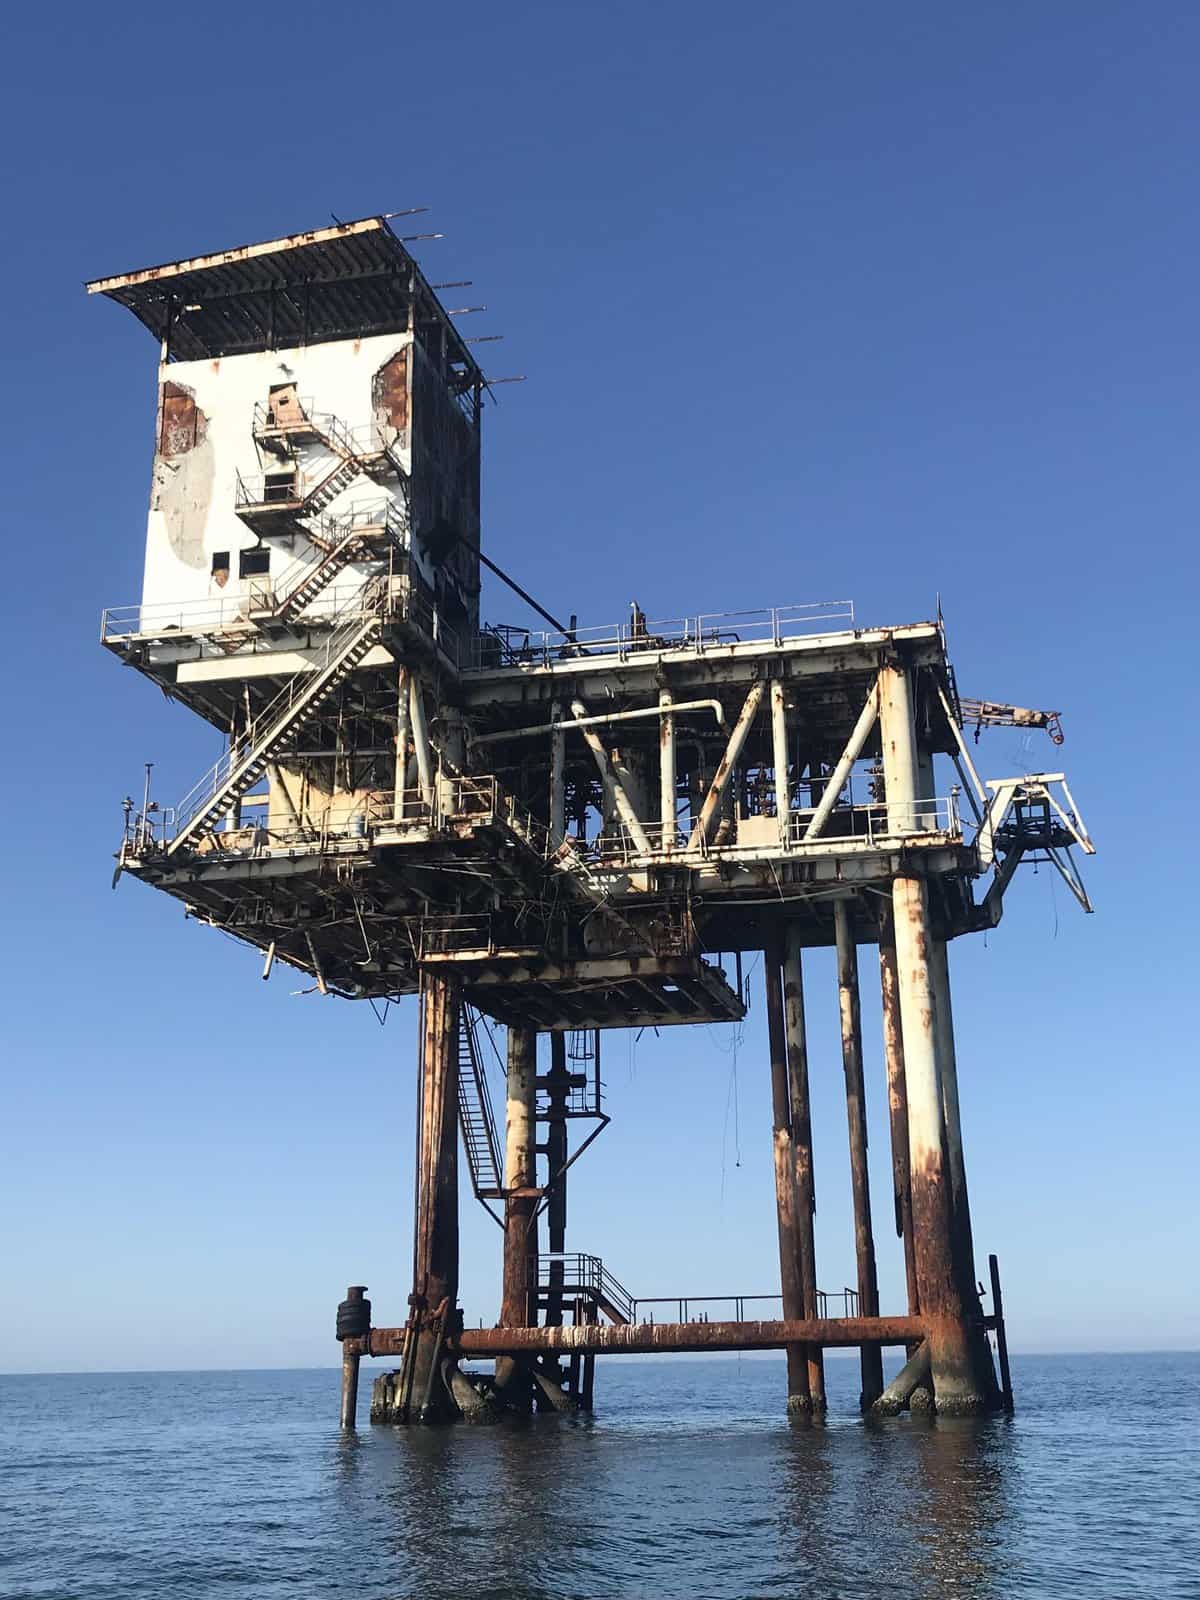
[{"left": 89, "top": 214, "right": 1094, "bottom": 1424}]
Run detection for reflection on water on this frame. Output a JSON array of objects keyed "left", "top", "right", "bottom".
[{"left": 2, "top": 1354, "right": 1198, "bottom": 1599}]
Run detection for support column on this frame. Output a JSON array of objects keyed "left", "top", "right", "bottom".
[
  {"left": 928, "top": 935, "right": 976, "bottom": 1296},
  {"left": 549, "top": 712, "right": 566, "bottom": 848},
  {"left": 771, "top": 680, "right": 790, "bottom": 849},
  {"left": 764, "top": 938, "right": 809, "bottom": 1411},
  {"left": 879, "top": 905, "right": 919, "bottom": 1317},
  {"left": 879, "top": 654, "right": 985, "bottom": 1414},
  {"left": 543, "top": 1033, "right": 570, "bottom": 1326},
  {"left": 393, "top": 664, "right": 410, "bottom": 821},
  {"left": 409, "top": 971, "right": 462, "bottom": 1419},
  {"left": 891, "top": 874, "right": 984, "bottom": 1414},
  {"left": 659, "top": 688, "right": 676, "bottom": 851},
  {"left": 782, "top": 926, "right": 825, "bottom": 1410},
  {"left": 833, "top": 899, "right": 884, "bottom": 1408},
  {"left": 501, "top": 1025, "right": 539, "bottom": 1329}
]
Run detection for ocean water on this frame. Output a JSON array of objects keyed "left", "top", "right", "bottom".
[{"left": 1, "top": 1354, "right": 1196, "bottom": 1599}]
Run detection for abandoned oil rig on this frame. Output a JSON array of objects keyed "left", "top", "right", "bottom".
[{"left": 89, "top": 214, "right": 1094, "bottom": 1424}]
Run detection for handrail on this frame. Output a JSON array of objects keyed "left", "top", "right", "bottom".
[
  {"left": 469, "top": 601, "right": 855, "bottom": 670},
  {"left": 534, "top": 1256, "right": 864, "bottom": 1325},
  {"left": 167, "top": 580, "right": 387, "bottom": 840}
]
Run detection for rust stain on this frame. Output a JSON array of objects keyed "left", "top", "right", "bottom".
[{"left": 158, "top": 381, "right": 206, "bottom": 457}]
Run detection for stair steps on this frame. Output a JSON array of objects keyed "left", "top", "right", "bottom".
[
  {"left": 458, "top": 1005, "right": 504, "bottom": 1200},
  {"left": 167, "top": 599, "right": 384, "bottom": 858}
]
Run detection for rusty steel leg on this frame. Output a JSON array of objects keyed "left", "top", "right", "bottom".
[
  {"left": 834, "top": 899, "right": 884, "bottom": 1409},
  {"left": 891, "top": 874, "right": 984, "bottom": 1415},
  {"left": 782, "top": 926, "right": 824, "bottom": 1410},
  {"left": 409, "top": 971, "right": 463, "bottom": 1421},
  {"left": 930, "top": 935, "right": 1001, "bottom": 1407},
  {"left": 544, "top": 1033, "right": 570, "bottom": 1328},
  {"left": 879, "top": 906, "right": 920, "bottom": 1318},
  {"left": 496, "top": 1024, "right": 538, "bottom": 1405},
  {"left": 765, "top": 938, "right": 810, "bottom": 1412}
]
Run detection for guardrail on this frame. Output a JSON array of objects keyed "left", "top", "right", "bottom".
[
  {"left": 534, "top": 1257, "right": 866, "bottom": 1327},
  {"left": 788, "top": 795, "right": 960, "bottom": 846},
  {"left": 470, "top": 601, "right": 856, "bottom": 670}
]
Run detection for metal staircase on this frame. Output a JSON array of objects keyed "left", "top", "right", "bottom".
[
  {"left": 535, "top": 1254, "right": 634, "bottom": 1325},
  {"left": 248, "top": 503, "right": 407, "bottom": 626},
  {"left": 235, "top": 402, "right": 407, "bottom": 544},
  {"left": 165, "top": 586, "right": 387, "bottom": 858},
  {"left": 457, "top": 1004, "right": 504, "bottom": 1200}
]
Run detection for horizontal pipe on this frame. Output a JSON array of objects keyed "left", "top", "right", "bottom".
[
  {"left": 472, "top": 700, "right": 725, "bottom": 745},
  {"left": 357, "top": 1315, "right": 925, "bottom": 1359}
]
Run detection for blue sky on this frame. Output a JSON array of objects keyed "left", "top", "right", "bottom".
[{"left": 1, "top": 1, "right": 1195, "bottom": 1371}]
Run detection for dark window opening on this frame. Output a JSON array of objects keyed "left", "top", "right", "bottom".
[
  {"left": 264, "top": 470, "right": 298, "bottom": 503},
  {"left": 239, "top": 548, "right": 271, "bottom": 578},
  {"left": 211, "top": 551, "right": 230, "bottom": 575}
]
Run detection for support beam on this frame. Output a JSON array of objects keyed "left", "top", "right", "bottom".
[
  {"left": 689, "top": 679, "right": 765, "bottom": 849},
  {"left": 771, "top": 679, "right": 790, "bottom": 849},
  {"left": 571, "top": 699, "right": 651, "bottom": 854},
  {"left": 878, "top": 660, "right": 919, "bottom": 836},
  {"left": 870, "top": 1338, "right": 931, "bottom": 1417},
  {"left": 393, "top": 664, "right": 410, "bottom": 820},
  {"left": 764, "top": 938, "right": 810, "bottom": 1412},
  {"left": 373, "top": 1316, "right": 929, "bottom": 1358},
  {"left": 879, "top": 907, "right": 919, "bottom": 1318},
  {"left": 409, "top": 675, "right": 434, "bottom": 808},
  {"left": 659, "top": 688, "right": 676, "bottom": 851},
  {"left": 802, "top": 678, "right": 879, "bottom": 841},
  {"left": 782, "top": 926, "right": 824, "bottom": 1409},
  {"left": 833, "top": 899, "right": 884, "bottom": 1408},
  {"left": 549, "top": 710, "right": 565, "bottom": 848}
]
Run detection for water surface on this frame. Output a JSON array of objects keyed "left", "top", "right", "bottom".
[{"left": 2, "top": 1354, "right": 1196, "bottom": 1598}]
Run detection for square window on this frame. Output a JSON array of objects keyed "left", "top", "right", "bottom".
[{"left": 239, "top": 548, "right": 270, "bottom": 578}]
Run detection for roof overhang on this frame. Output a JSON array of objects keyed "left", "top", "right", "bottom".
[{"left": 86, "top": 214, "right": 483, "bottom": 378}]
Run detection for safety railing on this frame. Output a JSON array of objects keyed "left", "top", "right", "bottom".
[
  {"left": 441, "top": 775, "right": 552, "bottom": 858},
  {"left": 590, "top": 819, "right": 683, "bottom": 862},
  {"left": 815, "top": 1288, "right": 860, "bottom": 1319},
  {"left": 420, "top": 915, "right": 497, "bottom": 958},
  {"left": 787, "top": 795, "right": 960, "bottom": 847},
  {"left": 467, "top": 601, "right": 856, "bottom": 670},
  {"left": 536, "top": 1254, "right": 636, "bottom": 1325},
  {"left": 102, "top": 572, "right": 440, "bottom": 655},
  {"left": 246, "top": 501, "right": 410, "bottom": 615},
  {"left": 534, "top": 1260, "right": 867, "bottom": 1327},
  {"left": 250, "top": 399, "right": 397, "bottom": 468}
]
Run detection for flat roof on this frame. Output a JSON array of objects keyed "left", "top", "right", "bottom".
[{"left": 86, "top": 214, "right": 484, "bottom": 376}]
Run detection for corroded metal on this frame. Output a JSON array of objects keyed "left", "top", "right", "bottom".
[
  {"left": 890, "top": 873, "right": 983, "bottom": 1414},
  {"left": 500, "top": 1024, "right": 538, "bottom": 1329},
  {"left": 833, "top": 899, "right": 884, "bottom": 1408},
  {"left": 359, "top": 1316, "right": 927, "bottom": 1358},
  {"left": 782, "top": 926, "right": 824, "bottom": 1409},
  {"left": 878, "top": 905, "right": 919, "bottom": 1316},
  {"left": 764, "top": 938, "right": 809, "bottom": 1409},
  {"left": 408, "top": 972, "right": 462, "bottom": 1417}
]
